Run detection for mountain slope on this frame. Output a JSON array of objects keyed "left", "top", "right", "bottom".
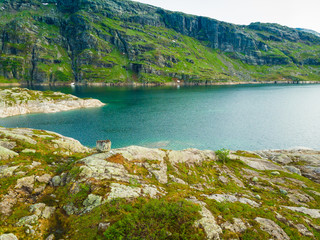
[
  {"left": 0, "top": 0, "right": 319, "bottom": 84},
  {"left": 297, "top": 28, "right": 320, "bottom": 38}
]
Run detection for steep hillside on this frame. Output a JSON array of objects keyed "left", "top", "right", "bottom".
[
  {"left": 1, "top": 127, "right": 320, "bottom": 239},
  {"left": 297, "top": 28, "right": 320, "bottom": 38},
  {"left": 0, "top": 0, "right": 320, "bottom": 84}
]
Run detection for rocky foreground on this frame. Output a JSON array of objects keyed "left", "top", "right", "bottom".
[
  {"left": 0, "top": 127, "right": 320, "bottom": 239},
  {"left": 0, "top": 88, "right": 105, "bottom": 118}
]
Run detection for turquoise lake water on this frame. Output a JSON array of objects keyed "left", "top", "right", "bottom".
[{"left": 1, "top": 84, "right": 320, "bottom": 150}]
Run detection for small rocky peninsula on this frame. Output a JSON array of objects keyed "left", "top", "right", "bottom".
[
  {"left": 0, "top": 127, "right": 319, "bottom": 239},
  {"left": 0, "top": 88, "right": 105, "bottom": 118}
]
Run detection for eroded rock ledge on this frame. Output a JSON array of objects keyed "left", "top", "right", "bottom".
[
  {"left": 0, "top": 127, "right": 320, "bottom": 240},
  {"left": 0, "top": 88, "right": 105, "bottom": 118}
]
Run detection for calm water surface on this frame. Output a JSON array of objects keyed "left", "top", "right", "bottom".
[{"left": 1, "top": 84, "right": 319, "bottom": 150}]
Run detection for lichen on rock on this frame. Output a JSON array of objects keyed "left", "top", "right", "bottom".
[{"left": 0, "top": 127, "right": 320, "bottom": 239}]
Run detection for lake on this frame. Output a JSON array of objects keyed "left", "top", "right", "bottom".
[{"left": 1, "top": 84, "right": 319, "bottom": 150}]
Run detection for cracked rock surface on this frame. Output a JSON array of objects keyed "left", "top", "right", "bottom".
[{"left": 1, "top": 127, "right": 320, "bottom": 239}]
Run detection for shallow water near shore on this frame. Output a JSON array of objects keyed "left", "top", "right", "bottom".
[{"left": 1, "top": 84, "right": 320, "bottom": 150}]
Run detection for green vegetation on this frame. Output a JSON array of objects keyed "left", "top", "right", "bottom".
[
  {"left": 0, "top": 0, "right": 319, "bottom": 84},
  {"left": 0, "top": 129, "right": 91, "bottom": 236},
  {"left": 103, "top": 199, "right": 204, "bottom": 240},
  {"left": 215, "top": 148, "right": 230, "bottom": 163},
  {"left": 234, "top": 150, "right": 262, "bottom": 159},
  {"left": 1, "top": 125, "right": 320, "bottom": 239},
  {"left": 0, "top": 88, "right": 77, "bottom": 107}
]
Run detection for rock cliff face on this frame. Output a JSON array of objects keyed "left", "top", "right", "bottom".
[
  {"left": 296, "top": 28, "right": 320, "bottom": 38},
  {"left": 0, "top": 127, "right": 320, "bottom": 239},
  {"left": 0, "top": 88, "right": 105, "bottom": 118},
  {"left": 0, "top": 0, "right": 319, "bottom": 84}
]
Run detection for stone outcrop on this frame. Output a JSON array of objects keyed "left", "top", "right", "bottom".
[
  {"left": 52, "top": 137, "right": 91, "bottom": 154},
  {"left": 106, "top": 183, "right": 164, "bottom": 201},
  {"left": 256, "top": 148, "right": 320, "bottom": 183},
  {"left": 283, "top": 206, "right": 320, "bottom": 218},
  {"left": 15, "top": 175, "right": 35, "bottom": 193},
  {"left": 0, "top": 88, "right": 105, "bottom": 118},
  {"left": 221, "top": 218, "right": 248, "bottom": 233},
  {"left": 0, "top": 234, "right": 18, "bottom": 240},
  {"left": 83, "top": 194, "right": 103, "bottom": 213},
  {"left": 0, "top": 127, "right": 37, "bottom": 145},
  {"left": 203, "top": 194, "right": 260, "bottom": 207},
  {"left": 0, "top": 146, "right": 18, "bottom": 160},
  {"left": 168, "top": 148, "right": 216, "bottom": 165},
  {"left": 1, "top": 126, "right": 320, "bottom": 239},
  {"left": 255, "top": 217, "right": 290, "bottom": 240},
  {"left": 187, "top": 197, "right": 222, "bottom": 240}
]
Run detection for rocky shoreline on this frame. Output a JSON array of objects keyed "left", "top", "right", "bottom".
[
  {"left": 1, "top": 80, "right": 320, "bottom": 88},
  {"left": 0, "top": 127, "right": 319, "bottom": 239},
  {"left": 0, "top": 88, "right": 105, "bottom": 118},
  {"left": 81, "top": 80, "right": 320, "bottom": 87}
]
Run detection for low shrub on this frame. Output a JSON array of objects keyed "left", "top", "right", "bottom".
[
  {"left": 215, "top": 148, "right": 230, "bottom": 163},
  {"left": 103, "top": 199, "right": 205, "bottom": 239}
]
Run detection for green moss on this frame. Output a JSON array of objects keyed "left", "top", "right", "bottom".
[
  {"left": 234, "top": 151, "right": 262, "bottom": 159},
  {"left": 6, "top": 204, "right": 30, "bottom": 224}
]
